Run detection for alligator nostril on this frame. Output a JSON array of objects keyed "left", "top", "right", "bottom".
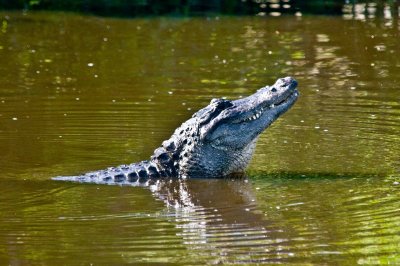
[
  {"left": 271, "top": 88, "right": 277, "bottom": 92},
  {"left": 283, "top": 77, "right": 295, "bottom": 85}
]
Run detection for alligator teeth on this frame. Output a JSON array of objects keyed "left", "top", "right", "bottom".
[
  {"left": 243, "top": 109, "right": 264, "bottom": 122},
  {"left": 270, "top": 104, "right": 275, "bottom": 108}
]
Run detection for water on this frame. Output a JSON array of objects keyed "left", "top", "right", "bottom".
[{"left": 0, "top": 11, "right": 399, "bottom": 265}]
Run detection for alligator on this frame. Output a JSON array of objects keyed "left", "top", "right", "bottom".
[{"left": 53, "top": 77, "right": 299, "bottom": 185}]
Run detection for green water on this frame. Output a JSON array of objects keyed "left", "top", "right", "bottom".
[{"left": 0, "top": 11, "right": 399, "bottom": 265}]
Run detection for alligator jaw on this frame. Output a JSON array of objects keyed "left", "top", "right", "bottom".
[
  {"left": 227, "top": 77, "right": 298, "bottom": 124},
  {"left": 233, "top": 87, "right": 298, "bottom": 124}
]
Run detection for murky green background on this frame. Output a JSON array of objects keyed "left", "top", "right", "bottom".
[{"left": 0, "top": 11, "right": 399, "bottom": 265}]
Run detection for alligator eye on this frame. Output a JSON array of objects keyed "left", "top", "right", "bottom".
[
  {"left": 197, "top": 98, "right": 233, "bottom": 126},
  {"left": 210, "top": 98, "right": 221, "bottom": 105},
  {"left": 210, "top": 98, "right": 233, "bottom": 110},
  {"left": 218, "top": 100, "right": 233, "bottom": 109},
  {"left": 271, "top": 87, "right": 277, "bottom": 92}
]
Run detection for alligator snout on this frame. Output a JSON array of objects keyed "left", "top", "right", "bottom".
[
  {"left": 270, "top": 77, "right": 297, "bottom": 94},
  {"left": 280, "top": 76, "right": 298, "bottom": 88}
]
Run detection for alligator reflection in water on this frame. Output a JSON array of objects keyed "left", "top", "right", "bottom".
[
  {"left": 149, "top": 177, "right": 290, "bottom": 263},
  {"left": 145, "top": 172, "right": 399, "bottom": 264}
]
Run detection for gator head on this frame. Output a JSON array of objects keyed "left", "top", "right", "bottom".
[
  {"left": 198, "top": 77, "right": 298, "bottom": 151},
  {"left": 154, "top": 77, "right": 299, "bottom": 178}
]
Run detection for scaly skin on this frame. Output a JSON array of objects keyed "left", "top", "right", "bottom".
[{"left": 53, "top": 77, "right": 299, "bottom": 185}]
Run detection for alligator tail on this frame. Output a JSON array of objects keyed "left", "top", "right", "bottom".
[{"left": 52, "top": 161, "right": 172, "bottom": 186}]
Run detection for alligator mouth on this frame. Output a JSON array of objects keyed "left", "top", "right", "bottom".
[{"left": 233, "top": 88, "right": 299, "bottom": 124}]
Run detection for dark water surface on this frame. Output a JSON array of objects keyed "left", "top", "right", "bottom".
[{"left": 0, "top": 11, "right": 399, "bottom": 265}]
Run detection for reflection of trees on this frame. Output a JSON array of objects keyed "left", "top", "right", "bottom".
[{"left": 1, "top": 1, "right": 399, "bottom": 17}]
